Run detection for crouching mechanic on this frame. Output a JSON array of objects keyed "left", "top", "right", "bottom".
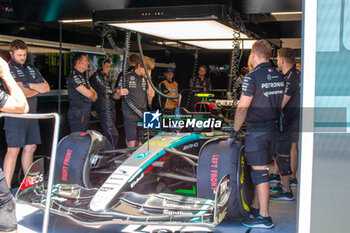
[
  {"left": 90, "top": 58, "right": 119, "bottom": 148},
  {"left": 0, "top": 57, "right": 29, "bottom": 233},
  {"left": 230, "top": 40, "right": 284, "bottom": 228},
  {"left": 114, "top": 56, "right": 155, "bottom": 148},
  {"left": 67, "top": 53, "right": 97, "bottom": 132},
  {"left": 270, "top": 48, "right": 300, "bottom": 200}
]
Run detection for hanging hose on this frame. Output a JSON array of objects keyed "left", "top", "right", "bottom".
[
  {"left": 191, "top": 49, "right": 199, "bottom": 83},
  {"left": 227, "top": 12, "right": 244, "bottom": 101},
  {"left": 106, "top": 32, "right": 123, "bottom": 54},
  {"left": 186, "top": 49, "right": 199, "bottom": 109},
  {"left": 107, "top": 30, "right": 180, "bottom": 119},
  {"left": 136, "top": 33, "right": 179, "bottom": 99},
  {"left": 121, "top": 31, "right": 143, "bottom": 119}
]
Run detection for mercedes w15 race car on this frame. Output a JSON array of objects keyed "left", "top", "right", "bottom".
[{"left": 16, "top": 110, "right": 253, "bottom": 228}]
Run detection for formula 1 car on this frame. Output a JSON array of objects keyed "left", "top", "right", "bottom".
[{"left": 16, "top": 110, "right": 253, "bottom": 228}]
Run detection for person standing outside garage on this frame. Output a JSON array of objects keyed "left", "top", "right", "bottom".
[
  {"left": 159, "top": 68, "right": 178, "bottom": 109},
  {"left": 229, "top": 40, "right": 285, "bottom": 228},
  {"left": 3, "top": 40, "right": 50, "bottom": 189},
  {"left": 67, "top": 53, "right": 97, "bottom": 133},
  {"left": 114, "top": 56, "right": 155, "bottom": 148},
  {"left": 0, "top": 57, "right": 28, "bottom": 233},
  {"left": 270, "top": 48, "right": 300, "bottom": 200},
  {"left": 90, "top": 58, "right": 119, "bottom": 148}
]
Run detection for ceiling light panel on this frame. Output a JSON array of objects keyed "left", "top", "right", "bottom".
[
  {"left": 110, "top": 20, "right": 248, "bottom": 40},
  {"left": 181, "top": 40, "right": 256, "bottom": 50}
]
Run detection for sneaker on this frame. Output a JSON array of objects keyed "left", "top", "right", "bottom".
[
  {"left": 270, "top": 190, "right": 295, "bottom": 201},
  {"left": 249, "top": 207, "right": 259, "bottom": 218},
  {"left": 241, "top": 215, "right": 275, "bottom": 229},
  {"left": 290, "top": 177, "right": 298, "bottom": 187},
  {"left": 269, "top": 174, "right": 280, "bottom": 183},
  {"left": 270, "top": 184, "right": 283, "bottom": 193}
]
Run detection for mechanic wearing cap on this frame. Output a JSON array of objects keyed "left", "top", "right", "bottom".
[
  {"left": 269, "top": 48, "right": 300, "bottom": 201},
  {"left": 3, "top": 40, "right": 50, "bottom": 189},
  {"left": 114, "top": 55, "right": 155, "bottom": 148},
  {"left": 230, "top": 40, "right": 284, "bottom": 228},
  {"left": 159, "top": 68, "right": 178, "bottom": 109},
  {"left": 67, "top": 53, "right": 97, "bottom": 132},
  {"left": 0, "top": 57, "right": 29, "bottom": 233},
  {"left": 90, "top": 58, "right": 119, "bottom": 148}
]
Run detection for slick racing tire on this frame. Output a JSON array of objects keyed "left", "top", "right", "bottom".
[
  {"left": 53, "top": 130, "right": 111, "bottom": 188},
  {"left": 197, "top": 138, "right": 253, "bottom": 219}
]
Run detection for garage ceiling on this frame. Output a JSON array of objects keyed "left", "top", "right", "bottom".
[{"left": 0, "top": 0, "right": 302, "bottom": 51}]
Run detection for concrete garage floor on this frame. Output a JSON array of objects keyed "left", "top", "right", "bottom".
[{"left": 16, "top": 187, "right": 297, "bottom": 233}]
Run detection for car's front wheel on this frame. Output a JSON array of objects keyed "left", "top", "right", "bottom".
[{"left": 197, "top": 138, "right": 253, "bottom": 219}]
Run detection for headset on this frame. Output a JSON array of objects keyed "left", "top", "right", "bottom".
[
  {"left": 98, "top": 57, "right": 111, "bottom": 70},
  {"left": 98, "top": 57, "right": 111, "bottom": 72}
]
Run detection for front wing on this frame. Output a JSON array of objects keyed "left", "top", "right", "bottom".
[{"left": 16, "top": 158, "right": 231, "bottom": 227}]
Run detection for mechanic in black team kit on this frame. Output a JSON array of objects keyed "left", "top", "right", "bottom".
[
  {"left": 90, "top": 58, "right": 119, "bottom": 149},
  {"left": 230, "top": 40, "right": 284, "bottom": 228},
  {"left": 3, "top": 40, "right": 50, "bottom": 189},
  {"left": 114, "top": 54, "right": 141, "bottom": 140},
  {"left": 114, "top": 56, "right": 155, "bottom": 148},
  {"left": 0, "top": 57, "right": 29, "bottom": 233},
  {"left": 67, "top": 53, "right": 97, "bottom": 132},
  {"left": 269, "top": 48, "right": 301, "bottom": 200},
  {"left": 189, "top": 65, "right": 211, "bottom": 92}
]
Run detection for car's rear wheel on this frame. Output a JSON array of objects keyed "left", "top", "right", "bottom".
[{"left": 197, "top": 138, "right": 253, "bottom": 219}]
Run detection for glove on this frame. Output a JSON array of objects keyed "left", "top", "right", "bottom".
[{"left": 227, "top": 130, "right": 240, "bottom": 144}]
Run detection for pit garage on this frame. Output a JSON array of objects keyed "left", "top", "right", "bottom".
[{"left": 0, "top": 0, "right": 348, "bottom": 233}]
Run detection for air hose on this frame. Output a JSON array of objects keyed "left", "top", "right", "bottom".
[
  {"left": 186, "top": 49, "right": 199, "bottom": 109},
  {"left": 137, "top": 33, "right": 179, "bottom": 100},
  {"left": 103, "top": 29, "right": 142, "bottom": 118},
  {"left": 108, "top": 30, "right": 180, "bottom": 119},
  {"left": 101, "top": 27, "right": 143, "bottom": 119},
  {"left": 121, "top": 31, "right": 143, "bottom": 119}
]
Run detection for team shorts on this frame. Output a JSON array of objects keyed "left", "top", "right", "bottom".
[
  {"left": 277, "top": 119, "right": 299, "bottom": 155},
  {"left": 4, "top": 118, "right": 41, "bottom": 147},
  {"left": 245, "top": 129, "right": 279, "bottom": 166},
  {"left": 276, "top": 131, "right": 292, "bottom": 155},
  {"left": 287, "top": 119, "right": 299, "bottom": 142},
  {"left": 123, "top": 117, "right": 144, "bottom": 143},
  {"left": 68, "top": 109, "right": 90, "bottom": 133}
]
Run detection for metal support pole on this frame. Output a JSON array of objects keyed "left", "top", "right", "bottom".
[
  {"left": 58, "top": 21, "right": 62, "bottom": 115},
  {"left": 0, "top": 113, "right": 60, "bottom": 233}
]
